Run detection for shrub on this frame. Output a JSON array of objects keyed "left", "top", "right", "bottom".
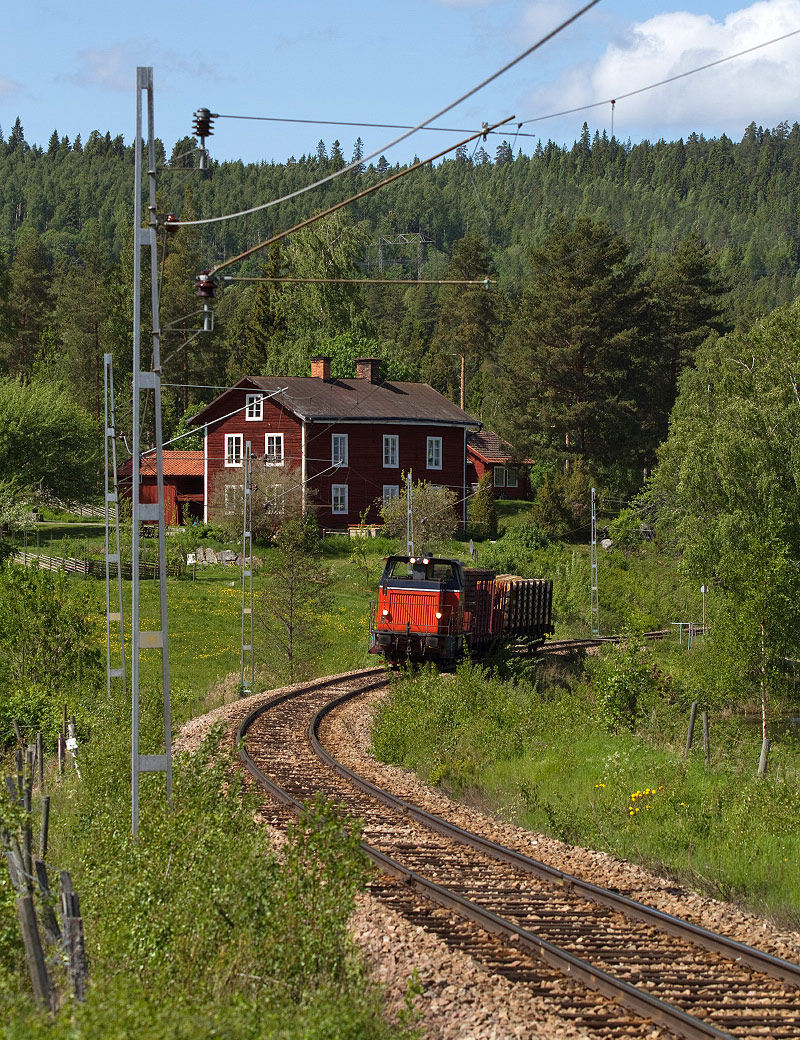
[
  {"left": 467, "top": 473, "right": 497, "bottom": 539},
  {"left": 590, "top": 641, "right": 658, "bottom": 733}
]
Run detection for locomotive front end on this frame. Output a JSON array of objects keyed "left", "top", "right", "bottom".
[{"left": 370, "top": 555, "right": 465, "bottom": 664}]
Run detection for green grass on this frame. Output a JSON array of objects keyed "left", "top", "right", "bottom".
[{"left": 371, "top": 655, "right": 800, "bottom": 927}]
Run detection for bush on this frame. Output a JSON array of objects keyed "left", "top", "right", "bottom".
[
  {"left": 589, "top": 641, "right": 658, "bottom": 733},
  {"left": 467, "top": 474, "right": 497, "bottom": 539}
]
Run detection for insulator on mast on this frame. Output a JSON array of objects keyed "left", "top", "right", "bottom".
[
  {"left": 195, "top": 270, "right": 217, "bottom": 299},
  {"left": 192, "top": 108, "right": 214, "bottom": 139},
  {"left": 164, "top": 214, "right": 180, "bottom": 234}
]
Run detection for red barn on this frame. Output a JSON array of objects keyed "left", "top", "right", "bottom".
[
  {"left": 190, "top": 358, "right": 481, "bottom": 530},
  {"left": 466, "top": 430, "right": 532, "bottom": 499},
  {"left": 119, "top": 450, "right": 204, "bottom": 526}
]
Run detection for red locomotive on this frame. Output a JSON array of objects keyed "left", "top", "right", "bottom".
[{"left": 369, "top": 554, "right": 554, "bottom": 665}]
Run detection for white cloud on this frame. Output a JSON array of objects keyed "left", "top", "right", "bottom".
[
  {"left": 521, "top": 0, "right": 585, "bottom": 41},
  {"left": 0, "top": 75, "right": 23, "bottom": 101},
  {"left": 71, "top": 46, "right": 134, "bottom": 92},
  {"left": 522, "top": 0, "right": 800, "bottom": 138}
]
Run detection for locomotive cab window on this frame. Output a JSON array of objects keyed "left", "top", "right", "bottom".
[{"left": 384, "top": 556, "right": 463, "bottom": 587}]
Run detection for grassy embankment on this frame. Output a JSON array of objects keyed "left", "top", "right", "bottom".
[
  {"left": 0, "top": 525, "right": 417, "bottom": 1039},
  {"left": 370, "top": 531, "right": 800, "bottom": 928}
]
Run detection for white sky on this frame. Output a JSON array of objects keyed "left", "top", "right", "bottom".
[{"left": 2, "top": 1, "right": 799, "bottom": 163}]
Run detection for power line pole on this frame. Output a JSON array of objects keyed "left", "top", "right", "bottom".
[
  {"left": 406, "top": 470, "right": 414, "bottom": 557},
  {"left": 103, "top": 354, "right": 127, "bottom": 701},
  {"left": 131, "top": 66, "right": 172, "bottom": 835},
  {"left": 240, "top": 442, "right": 254, "bottom": 697},
  {"left": 590, "top": 487, "right": 599, "bottom": 635}
]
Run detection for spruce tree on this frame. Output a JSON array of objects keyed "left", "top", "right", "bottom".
[{"left": 499, "top": 216, "right": 655, "bottom": 468}]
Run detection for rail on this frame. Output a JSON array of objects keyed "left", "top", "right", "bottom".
[{"left": 236, "top": 672, "right": 800, "bottom": 1040}]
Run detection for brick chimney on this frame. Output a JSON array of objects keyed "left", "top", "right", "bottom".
[
  {"left": 310, "top": 356, "right": 331, "bottom": 380},
  {"left": 355, "top": 358, "right": 381, "bottom": 384}
]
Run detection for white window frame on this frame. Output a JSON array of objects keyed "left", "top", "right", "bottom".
[
  {"left": 426, "top": 436, "right": 442, "bottom": 470},
  {"left": 331, "top": 433, "right": 348, "bottom": 467},
  {"left": 265, "top": 483, "right": 285, "bottom": 515},
  {"left": 382, "top": 484, "right": 399, "bottom": 505},
  {"left": 245, "top": 393, "right": 263, "bottom": 421},
  {"left": 225, "top": 434, "right": 242, "bottom": 468},
  {"left": 224, "top": 485, "right": 240, "bottom": 514},
  {"left": 332, "top": 484, "right": 348, "bottom": 515},
  {"left": 494, "top": 466, "right": 506, "bottom": 488},
  {"left": 264, "top": 432, "right": 284, "bottom": 466},
  {"left": 383, "top": 434, "right": 399, "bottom": 468},
  {"left": 506, "top": 466, "right": 518, "bottom": 489}
]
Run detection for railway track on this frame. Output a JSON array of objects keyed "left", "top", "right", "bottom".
[{"left": 237, "top": 669, "right": 800, "bottom": 1039}]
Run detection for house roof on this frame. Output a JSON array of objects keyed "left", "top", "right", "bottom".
[
  {"left": 467, "top": 431, "right": 535, "bottom": 466},
  {"left": 120, "top": 451, "right": 204, "bottom": 478},
  {"left": 190, "top": 376, "right": 481, "bottom": 428},
  {"left": 467, "top": 431, "right": 515, "bottom": 464}
]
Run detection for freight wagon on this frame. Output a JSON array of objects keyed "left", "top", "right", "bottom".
[{"left": 369, "top": 555, "right": 554, "bottom": 665}]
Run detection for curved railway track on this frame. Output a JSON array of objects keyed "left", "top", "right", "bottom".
[{"left": 237, "top": 669, "right": 800, "bottom": 1039}]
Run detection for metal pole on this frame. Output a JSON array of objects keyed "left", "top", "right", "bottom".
[
  {"left": 131, "top": 66, "right": 172, "bottom": 836},
  {"left": 240, "top": 443, "right": 254, "bottom": 696},
  {"left": 104, "top": 354, "right": 127, "bottom": 701},
  {"left": 406, "top": 469, "right": 414, "bottom": 557},
  {"left": 590, "top": 488, "right": 599, "bottom": 635}
]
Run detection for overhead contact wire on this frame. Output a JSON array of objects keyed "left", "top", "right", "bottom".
[
  {"left": 171, "top": 0, "right": 601, "bottom": 228},
  {"left": 209, "top": 115, "right": 515, "bottom": 275}
]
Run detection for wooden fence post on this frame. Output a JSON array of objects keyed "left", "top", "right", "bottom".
[
  {"left": 15, "top": 893, "right": 54, "bottom": 1011},
  {"left": 39, "top": 797, "right": 50, "bottom": 860},
  {"left": 60, "top": 871, "right": 89, "bottom": 1001},
  {"left": 702, "top": 710, "right": 710, "bottom": 766},
  {"left": 36, "top": 732, "right": 44, "bottom": 790}
]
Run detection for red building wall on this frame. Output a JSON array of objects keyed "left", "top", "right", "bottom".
[
  {"left": 204, "top": 391, "right": 303, "bottom": 520},
  {"left": 203, "top": 387, "right": 468, "bottom": 528},
  {"left": 305, "top": 422, "right": 466, "bottom": 527}
]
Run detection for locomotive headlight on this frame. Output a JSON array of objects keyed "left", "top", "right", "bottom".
[
  {"left": 423, "top": 557, "right": 430, "bottom": 565},
  {"left": 435, "top": 611, "right": 442, "bottom": 619},
  {"left": 409, "top": 557, "right": 417, "bottom": 564}
]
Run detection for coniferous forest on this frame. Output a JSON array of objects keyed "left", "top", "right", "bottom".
[{"left": 0, "top": 116, "right": 799, "bottom": 483}]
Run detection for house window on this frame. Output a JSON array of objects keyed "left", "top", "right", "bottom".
[
  {"left": 264, "top": 432, "right": 284, "bottom": 466},
  {"left": 265, "top": 483, "right": 285, "bottom": 515},
  {"left": 224, "top": 485, "right": 239, "bottom": 514},
  {"left": 382, "top": 484, "right": 399, "bottom": 505},
  {"left": 383, "top": 434, "right": 399, "bottom": 468},
  {"left": 427, "top": 436, "right": 442, "bottom": 470},
  {"left": 332, "top": 433, "right": 348, "bottom": 467},
  {"left": 494, "top": 466, "right": 518, "bottom": 489},
  {"left": 332, "top": 484, "right": 348, "bottom": 515},
  {"left": 245, "top": 393, "right": 263, "bottom": 421},
  {"left": 225, "top": 434, "right": 242, "bottom": 467}
]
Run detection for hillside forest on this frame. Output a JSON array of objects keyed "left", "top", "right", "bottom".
[{"left": 0, "top": 116, "right": 797, "bottom": 489}]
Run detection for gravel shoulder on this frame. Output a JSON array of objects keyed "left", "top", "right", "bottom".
[{"left": 176, "top": 678, "right": 800, "bottom": 1039}]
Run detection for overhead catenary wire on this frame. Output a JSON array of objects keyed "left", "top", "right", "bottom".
[
  {"left": 172, "top": 0, "right": 600, "bottom": 229},
  {"left": 209, "top": 115, "right": 515, "bottom": 275},
  {"left": 518, "top": 27, "right": 800, "bottom": 129},
  {"left": 222, "top": 276, "right": 493, "bottom": 286},
  {"left": 195, "top": 24, "right": 800, "bottom": 165}
]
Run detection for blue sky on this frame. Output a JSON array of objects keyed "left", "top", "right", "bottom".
[{"left": 3, "top": 0, "right": 799, "bottom": 165}]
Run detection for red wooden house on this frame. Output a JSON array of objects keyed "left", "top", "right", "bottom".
[
  {"left": 466, "top": 430, "right": 531, "bottom": 499},
  {"left": 190, "top": 358, "right": 481, "bottom": 530},
  {"left": 119, "top": 450, "right": 205, "bottom": 526}
]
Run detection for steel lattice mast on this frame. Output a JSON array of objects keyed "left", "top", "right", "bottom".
[
  {"left": 240, "top": 442, "right": 255, "bottom": 697},
  {"left": 131, "top": 66, "right": 172, "bottom": 835},
  {"left": 103, "top": 354, "right": 127, "bottom": 701}
]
